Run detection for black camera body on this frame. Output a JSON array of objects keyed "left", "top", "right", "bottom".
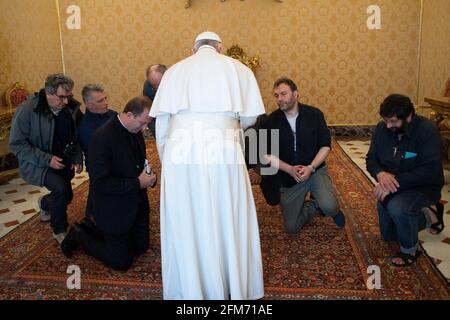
[{"left": 63, "top": 141, "right": 77, "bottom": 158}]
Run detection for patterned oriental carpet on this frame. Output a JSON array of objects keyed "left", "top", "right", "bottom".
[{"left": 0, "top": 140, "right": 449, "bottom": 300}]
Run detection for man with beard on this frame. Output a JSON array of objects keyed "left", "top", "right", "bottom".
[
  {"left": 254, "top": 77, "right": 345, "bottom": 234},
  {"left": 366, "top": 94, "right": 445, "bottom": 267}
]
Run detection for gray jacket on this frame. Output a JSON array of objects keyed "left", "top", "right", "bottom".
[{"left": 9, "top": 90, "right": 83, "bottom": 186}]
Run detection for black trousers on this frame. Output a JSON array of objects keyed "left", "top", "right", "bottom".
[
  {"left": 78, "top": 205, "right": 150, "bottom": 271},
  {"left": 85, "top": 187, "right": 94, "bottom": 218},
  {"left": 42, "top": 167, "right": 74, "bottom": 234}
]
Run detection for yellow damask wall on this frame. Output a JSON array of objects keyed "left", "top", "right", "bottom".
[
  {"left": 58, "top": 0, "right": 421, "bottom": 125},
  {"left": 418, "top": 0, "right": 450, "bottom": 104},
  {"left": 0, "top": 0, "right": 63, "bottom": 105},
  {"left": 3, "top": 0, "right": 447, "bottom": 125}
]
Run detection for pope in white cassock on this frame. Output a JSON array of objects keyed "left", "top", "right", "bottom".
[{"left": 149, "top": 31, "right": 265, "bottom": 300}]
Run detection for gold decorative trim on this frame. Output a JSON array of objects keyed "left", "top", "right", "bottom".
[
  {"left": 1, "top": 82, "right": 28, "bottom": 141},
  {"left": 5, "top": 82, "right": 29, "bottom": 109},
  {"left": 0, "top": 111, "right": 14, "bottom": 141},
  {"left": 226, "top": 45, "right": 259, "bottom": 73}
]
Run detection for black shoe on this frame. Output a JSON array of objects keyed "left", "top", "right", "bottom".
[
  {"left": 332, "top": 211, "right": 346, "bottom": 228},
  {"left": 79, "top": 217, "right": 103, "bottom": 239},
  {"left": 61, "top": 224, "right": 81, "bottom": 258},
  {"left": 429, "top": 202, "right": 445, "bottom": 234}
]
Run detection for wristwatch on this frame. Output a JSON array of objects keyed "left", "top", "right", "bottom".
[{"left": 308, "top": 164, "right": 316, "bottom": 173}]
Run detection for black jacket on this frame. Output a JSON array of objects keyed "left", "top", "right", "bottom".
[
  {"left": 366, "top": 115, "right": 444, "bottom": 203},
  {"left": 88, "top": 116, "right": 149, "bottom": 234},
  {"left": 262, "top": 103, "right": 331, "bottom": 189}
]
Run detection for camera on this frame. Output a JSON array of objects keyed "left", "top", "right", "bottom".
[{"left": 63, "top": 141, "right": 77, "bottom": 158}]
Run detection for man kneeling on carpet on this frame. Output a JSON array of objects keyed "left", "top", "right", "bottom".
[
  {"left": 366, "top": 94, "right": 445, "bottom": 267},
  {"left": 251, "top": 77, "right": 345, "bottom": 233},
  {"left": 61, "top": 96, "right": 156, "bottom": 271}
]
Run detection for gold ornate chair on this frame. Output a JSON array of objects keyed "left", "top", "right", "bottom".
[
  {"left": 5, "top": 82, "right": 30, "bottom": 109},
  {"left": 0, "top": 82, "right": 29, "bottom": 141}
]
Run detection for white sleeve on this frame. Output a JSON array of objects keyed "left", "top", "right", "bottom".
[
  {"left": 155, "top": 113, "right": 171, "bottom": 161},
  {"left": 239, "top": 116, "right": 258, "bottom": 130}
]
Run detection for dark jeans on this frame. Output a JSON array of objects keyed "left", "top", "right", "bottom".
[
  {"left": 377, "top": 189, "right": 433, "bottom": 254},
  {"left": 279, "top": 165, "right": 340, "bottom": 234},
  {"left": 42, "top": 167, "right": 74, "bottom": 234},
  {"left": 78, "top": 206, "right": 150, "bottom": 271}
]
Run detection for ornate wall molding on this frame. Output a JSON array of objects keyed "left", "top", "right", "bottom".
[{"left": 185, "top": 0, "right": 282, "bottom": 9}]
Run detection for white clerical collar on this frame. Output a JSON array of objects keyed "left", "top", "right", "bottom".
[
  {"left": 198, "top": 45, "right": 217, "bottom": 51},
  {"left": 117, "top": 114, "right": 128, "bottom": 131}
]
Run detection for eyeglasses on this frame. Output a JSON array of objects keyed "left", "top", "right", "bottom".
[{"left": 55, "top": 94, "right": 73, "bottom": 101}]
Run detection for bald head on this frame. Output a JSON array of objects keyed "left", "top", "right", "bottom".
[{"left": 145, "top": 64, "right": 167, "bottom": 89}]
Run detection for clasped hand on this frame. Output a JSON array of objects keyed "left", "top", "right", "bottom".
[
  {"left": 289, "top": 165, "right": 312, "bottom": 183},
  {"left": 138, "top": 168, "right": 157, "bottom": 189}
]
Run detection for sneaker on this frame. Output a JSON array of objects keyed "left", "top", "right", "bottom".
[
  {"left": 332, "top": 211, "right": 346, "bottom": 229},
  {"left": 38, "top": 196, "right": 51, "bottom": 222},
  {"left": 52, "top": 232, "right": 67, "bottom": 244}
]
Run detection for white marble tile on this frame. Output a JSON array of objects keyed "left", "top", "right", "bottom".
[
  {"left": 437, "top": 261, "right": 450, "bottom": 279},
  {"left": 0, "top": 211, "right": 24, "bottom": 224},
  {"left": 0, "top": 226, "right": 15, "bottom": 239},
  {"left": 0, "top": 200, "right": 15, "bottom": 210},
  {"left": 422, "top": 242, "right": 450, "bottom": 261},
  {"left": 419, "top": 230, "right": 447, "bottom": 243}
]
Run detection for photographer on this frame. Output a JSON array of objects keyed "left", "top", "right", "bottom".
[{"left": 9, "top": 74, "right": 83, "bottom": 245}]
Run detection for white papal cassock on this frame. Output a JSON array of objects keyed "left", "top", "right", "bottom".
[{"left": 150, "top": 44, "right": 265, "bottom": 300}]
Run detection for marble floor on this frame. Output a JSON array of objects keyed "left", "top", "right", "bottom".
[{"left": 0, "top": 170, "right": 88, "bottom": 238}]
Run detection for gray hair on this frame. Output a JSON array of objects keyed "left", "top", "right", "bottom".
[
  {"left": 44, "top": 74, "right": 74, "bottom": 95},
  {"left": 193, "top": 39, "right": 222, "bottom": 52},
  {"left": 81, "top": 83, "right": 104, "bottom": 103}
]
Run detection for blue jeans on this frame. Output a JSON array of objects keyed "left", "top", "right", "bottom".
[
  {"left": 279, "top": 165, "right": 340, "bottom": 234},
  {"left": 377, "top": 190, "right": 433, "bottom": 254}
]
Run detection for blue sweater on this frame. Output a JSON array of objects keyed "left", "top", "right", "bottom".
[{"left": 77, "top": 109, "right": 117, "bottom": 170}]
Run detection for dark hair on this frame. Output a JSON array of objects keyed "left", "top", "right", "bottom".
[
  {"left": 379, "top": 94, "right": 415, "bottom": 120},
  {"left": 44, "top": 74, "right": 74, "bottom": 94},
  {"left": 123, "top": 96, "right": 152, "bottom": 117},
  {"left": 273, "top": 77, "right": 298, "bottom": 92}
]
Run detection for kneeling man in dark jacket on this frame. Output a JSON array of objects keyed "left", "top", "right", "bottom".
[{"left": 62, "top": 96, "right": 156, "bottom": 271}]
